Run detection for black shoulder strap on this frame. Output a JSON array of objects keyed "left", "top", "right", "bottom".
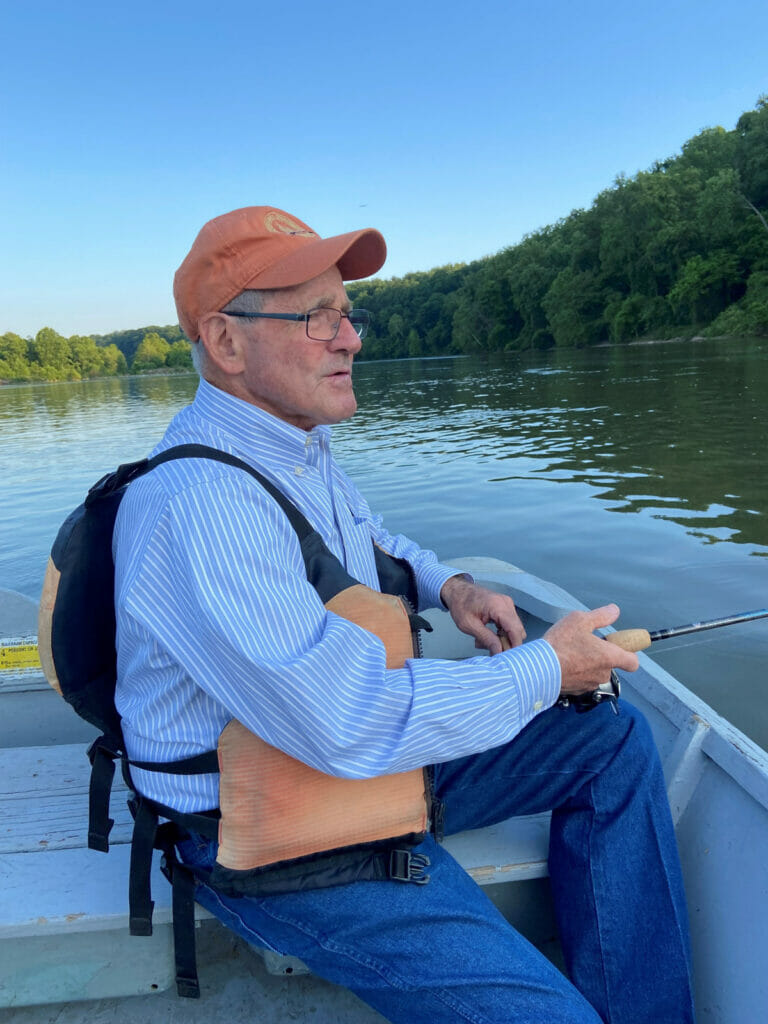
[{"left": 86, "top": 443, "right": 315, "bottom": 543}]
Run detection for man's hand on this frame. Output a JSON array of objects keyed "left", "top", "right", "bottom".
[
  {"left": 543, "top": 604, "right": 639, "bottom": 694},
  {"left": 440, "top": 575, "right": 526, "bottom": 654}
]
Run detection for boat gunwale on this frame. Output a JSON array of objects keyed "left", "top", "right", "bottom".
[{"left": 447, "top": 558, "right": 768, "bottom": 812}]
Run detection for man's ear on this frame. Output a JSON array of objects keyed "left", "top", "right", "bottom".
[{"left": 198, "top": 312, "right": 246, "bottom": 377}]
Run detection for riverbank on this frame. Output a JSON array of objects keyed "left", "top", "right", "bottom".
[
  {"left": 4, "top": 333, "right": 765, "bottom": 386},
  {"left": 0, "top": 367, "right": 196, "bottom": 387}
]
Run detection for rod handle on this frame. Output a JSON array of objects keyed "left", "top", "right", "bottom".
[{"left": 606, "top": 628, "right": 652, "bottom": 652}]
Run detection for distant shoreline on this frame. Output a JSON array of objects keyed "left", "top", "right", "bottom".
[
  {"left": 0, "top": 334, "right": 756, "bottom": 386},
  {"left": 0, "top": 367, "right": 197, "bottom": 388}
]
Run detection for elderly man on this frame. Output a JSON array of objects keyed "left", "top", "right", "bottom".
[{"left": 113, "top": 207, "right": 694, "bottom": 1023}]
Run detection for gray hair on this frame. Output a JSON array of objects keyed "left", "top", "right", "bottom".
[
  {"left": 191, "top": 289, "right": 276, "bottom": 375},
  {"left": 221, "top": 289, "right": 281, "bottom": 315}
]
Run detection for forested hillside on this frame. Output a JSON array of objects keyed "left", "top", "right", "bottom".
[
  {"left": 2, "top": 98, "right": 766, "bottom": 383},
  {"left": 350, "top": 97, "right": 768, "bottom": 358}
]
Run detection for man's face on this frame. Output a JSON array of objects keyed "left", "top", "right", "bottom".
[{"left": 232, "top": 266, "right": 363, "bottom": 431}]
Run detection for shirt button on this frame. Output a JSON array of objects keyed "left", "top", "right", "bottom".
[
  {"left": 294, "top": 466, "right": 305, "bottom": 476},
  {"left": 533, "top": 700, "right": 543, "bottom": 711}
]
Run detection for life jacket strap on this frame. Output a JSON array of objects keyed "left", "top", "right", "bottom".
[
  {"left": 126, "top": 795, "right": 201, "bottom": 997},
  {"left": 207, "top": 835, "right": 431, "bottom": 897},
  {"left": 129, "top": 750, "right": 220, "bottom": 775}
]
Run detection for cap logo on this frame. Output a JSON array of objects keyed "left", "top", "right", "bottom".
[{"left": 264, "top": 211, "right": 317, "bottom": 238}]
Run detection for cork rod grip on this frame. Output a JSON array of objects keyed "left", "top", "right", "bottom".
[{"left": 606, "top": 629, "right": 652, "bottom": 652}]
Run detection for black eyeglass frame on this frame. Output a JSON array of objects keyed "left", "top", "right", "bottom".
[{"left": 223, "top": 306, "right": 371, "bottom": 341}]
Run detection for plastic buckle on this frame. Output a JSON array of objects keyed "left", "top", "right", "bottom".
[{"left": 389, "top": 849, "right": 431, "bottom": 884}]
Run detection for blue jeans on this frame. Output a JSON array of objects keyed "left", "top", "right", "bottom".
[{"left": 177, "top": 700, "right": 695, "bottom": 1023}]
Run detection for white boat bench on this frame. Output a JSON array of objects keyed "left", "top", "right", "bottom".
[{"left": 0, "top": 741, "right": 551, "bottom": 1008}]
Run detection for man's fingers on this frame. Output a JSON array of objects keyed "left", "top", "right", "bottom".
[
  {"left": 465, "top": 619, "right": 507, "bottom": 655},
  {"left": 443, "top": 581, "right": 527, "bottom": 653},
  {"left": 585, "top": 605, "right": 639, "bottom": 673},
  {"left": 495, "top": 615, "right": 526, "bottom": 648},
  {"left": 608, "top": 644, "right": 639, "bottom": 674},
  {"left": 584, "top": 603, "right": 621, "bottom": 631},
  {"left": 543, "top": 603, "right": 641, "bottom": 693}
]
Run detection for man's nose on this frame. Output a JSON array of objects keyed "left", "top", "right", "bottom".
[{"left": 331, "top": 315, "right": 363, "bottom": 353}]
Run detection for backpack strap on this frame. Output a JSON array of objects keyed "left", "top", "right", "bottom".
[
  {"left": 87, "top": 737, "right": 119, "bottom": 852},
  {"left": 127, "top": 792, "right": 220, "bottom": 998}
]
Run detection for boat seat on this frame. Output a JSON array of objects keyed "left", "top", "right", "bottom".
[{"left": 0, "top": 741, "right": 551, "bottom": 1007}]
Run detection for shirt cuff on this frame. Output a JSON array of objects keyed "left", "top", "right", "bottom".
[
  {"left": 502, "top": 638, "right": 562, "bottom": 720},
  {"left": 418, "top": 565, "right": 474, "bottom": 611}
]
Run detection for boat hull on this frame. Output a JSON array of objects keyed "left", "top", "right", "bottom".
[{"left": 2, "top": 562, "right": 767, "bottom": 1021}]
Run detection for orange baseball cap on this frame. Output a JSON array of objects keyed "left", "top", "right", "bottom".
[{"left": 173, "top": 206, "right": 387, "bottom": 340}]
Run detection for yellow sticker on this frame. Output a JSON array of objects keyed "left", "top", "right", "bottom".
[{"left": 0, "top": 637, "right": 41, "bottom": 672}]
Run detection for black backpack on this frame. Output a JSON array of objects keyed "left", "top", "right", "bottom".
[
  {"left": 38, "top": 444, "right": 342, "bottom": 995},
  {"left": 39, "top": 443, "right": 333, "bottom": 759}
]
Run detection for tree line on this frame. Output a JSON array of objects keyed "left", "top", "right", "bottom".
[
  {"left": 0, "top": 326, "right": 192, "bottom": 383},
  {"left": 348, "top": 97, "right": 768, "bottom": 357},
  {"left": 3, "top": 97, "right": 767, "bottom": 383}
]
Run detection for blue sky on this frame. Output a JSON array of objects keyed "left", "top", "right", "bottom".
[{"left": 2, "top": 0, "right": 767, "bottom": 338}]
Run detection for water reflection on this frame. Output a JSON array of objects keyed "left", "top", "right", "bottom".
[
  {"left": 349, "top": 339, "right": 768, "bottom": 552},
  {"left": 3, "top": 345, "right": 768, "bottom": 747}
]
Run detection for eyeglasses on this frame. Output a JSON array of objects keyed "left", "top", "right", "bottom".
[{"left": 224, "top": 306, "right": 371, "bottom": 342}]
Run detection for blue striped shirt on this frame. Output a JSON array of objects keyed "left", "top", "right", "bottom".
[{"left": 113, "top": 378, "right": 561, "bottom": 811}]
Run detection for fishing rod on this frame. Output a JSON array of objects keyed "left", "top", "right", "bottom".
[
  {"left": 607, "top": 608, "right": 768, "bottom": 653},
  {"left": 558, "top": 606, "right": 768, "bottom": 713}
]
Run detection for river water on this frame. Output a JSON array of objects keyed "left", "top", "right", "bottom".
[{"left": 2, "top": 338, "right": 767, "bottom": 749}]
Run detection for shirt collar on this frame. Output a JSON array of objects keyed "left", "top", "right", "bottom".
[{"left": 188, "top": 378, "right": 331, "bottom": 466}]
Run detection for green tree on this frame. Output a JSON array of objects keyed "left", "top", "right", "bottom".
[
  {"left": 99, "top": 343, "right": 128, "bottom": 375},
  {"left": 669, "top": 252, "right": 743, "bottom": 324},
  {"left": 542, "top": 268, "right": 606, "bottom": 347},
  {"left": 0, "top": 333, "right": 32, "bottom": 380},
  {"left": 696, "top": 168, "right": 744, "bottom": 249},
  {"left": 132, "top": 332, "right": 171, "bottom": 372},
  {"left": 166, "top": 339, "right": 193, "bottom": 369},
  {"left": 705, "top": 270, "right": 768, "bottom": 337},
  {"left": 387, "top": 313, "right": 406, "bottom": 347},
  {"left": 69, "top": 335, "right": 105, "bottom": 378},
  {"left": 679, "top": 125, "right": 737, "bottom": 179},
  {"left": 29, "top": 327, "right": 73, "bottom": 378},
  {"left": 407, "top": 328, "right": 423, "bottom": 357},
  {"left": 735, "top": 96, "right": 768, "bottom": 210}
]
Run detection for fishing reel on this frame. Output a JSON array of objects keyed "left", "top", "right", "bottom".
[
  {"left": 557, "top": 671, "right": 621, "bottom": 714},
  {"left": 495, "top": 626, "right": 621, "bottom": 713}
]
